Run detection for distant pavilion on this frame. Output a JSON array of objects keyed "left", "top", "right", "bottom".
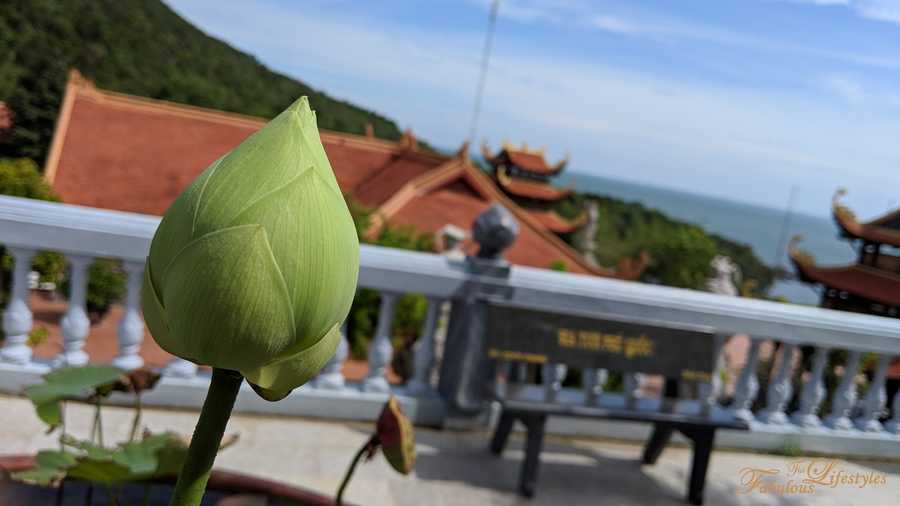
[
  {"left": 791, "top": 190, "right": 900, "bottom": 317},
  {"left": 482, "top": 142, "right": 586, "bottom": 235}
]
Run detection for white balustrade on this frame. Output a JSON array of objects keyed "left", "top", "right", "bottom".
[
  {"left": 54, "top": 255, "right": 92, "bottom": 367},
  {"left": 583, "top": 368, "right": 608, "bottom": 406},
  {"left": 624, "top": 372, "right": 642, "bottom": 409},
  {"left": 542, "top": 363, "right": 567, "bottom": 402},
  {"left": 792, "top": 346, "right": 829, "bottom": 428},
  {"left": 825, "top": 350, "right": 863, "bottom": 430},
  {"left": 315, "top": 323, "right": 348, "bottom": 390},
  {"left": 363, "top": 291, "right": 397, "bottom": 393},
  {"left": 112, "top": 261, "right": 145, "bottom": 370},
  {"left": 855, "top": 354, "right": 892, "bottom": 432},
  {"left": 731, "top": 338, "right": 762, "bottom": 422},
  {"left": 758, "top": 343, "right": 798, "bottom": 424},
  {"left": 885, "top": 391, "right": 900, "bottom": 434},
  {"left": 407, "top": 297, "right": 442, "bottom": 394},
  {"left": 0, "top": 247, "right": 36, "bottom": 365}
]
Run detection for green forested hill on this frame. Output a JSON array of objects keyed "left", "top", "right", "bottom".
[{"left": 0, "top": 0, "right": 405, "bottom": 164}]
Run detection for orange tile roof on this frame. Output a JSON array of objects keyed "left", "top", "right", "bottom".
[
  {"left": 831, "top": 192, "right": 900, "bottom": 248},
  {"left": 496, "top": 170, "right": 573, "bottom": 201},
  {"left": 45, "top": 70, "right": 641, "bottom": 278},
  {"left": 528, "top": 209, "right": 587, "bottom": 234},
  {"left": 791, "top": 251, "right": 900, "bottom": 308},
  {"left": 482, "top": 141, "right": 567, "bottom": 176}
]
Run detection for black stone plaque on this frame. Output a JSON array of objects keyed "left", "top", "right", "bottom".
[{"left": 485, "top": 303, "right": 717, "bottom": 381}]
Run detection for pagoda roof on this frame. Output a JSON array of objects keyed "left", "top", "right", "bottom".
[
  {"left": 482, "top": 141, "right": 568, "bottom": 176},
  {"left": 832, "top": 190, "right": 900, "bottom": 248},
  {"left": 46, "top": 70, "right": 643, "bottom": 279},
  {"left": 527, "top": 209, "right": 587, "bottom": 234},
  {"left": 790, "top": 241, "right": 900, "bottom": 307},
  {"left": 496, "top": 167, "right": 573, "bottom": 201}
]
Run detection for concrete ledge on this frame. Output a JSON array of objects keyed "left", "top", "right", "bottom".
[{"left": 0, "top": 363, "right": 446, "bottom": 427}]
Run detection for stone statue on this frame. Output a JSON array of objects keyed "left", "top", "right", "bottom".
[{"left": 706, "top": 255, "right": 740, "bottom": 297}]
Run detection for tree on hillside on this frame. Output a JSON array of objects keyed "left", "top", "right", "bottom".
[{"left": 0, "top": 0, "right": 405, "bottom": 165}]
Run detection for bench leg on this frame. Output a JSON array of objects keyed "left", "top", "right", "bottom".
[
  {"left": 490, "top": 411, "right": 516, "bottom": 455},
  {"left": 678, "top": 426, "right": 716, "bottom": 506},
  {"left": 518, "top": 413, "right": 547, "bottom": 498},
  {"left": 642, "top": 423, "right": 674, "bottom": 465}
]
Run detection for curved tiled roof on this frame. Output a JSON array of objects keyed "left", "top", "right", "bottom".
[
  {"left": 496, "top": 170, "right": 573, "bottom": 201},
  {"left": 831, "top": 191, "right": 900, "bottom": 248},
  {"left": 790, "top": 248, "right": 900, "bottom": 307},
  {"left": 482, "top": 142, "right": 567, "bottom": 176}
]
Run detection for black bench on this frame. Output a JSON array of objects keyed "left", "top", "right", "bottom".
[
  {"left": 483, "top": 303, "right": 750, "bottom": 505},
  {"left": 489, "top": 392, "right": 748, "bottom": 504}
]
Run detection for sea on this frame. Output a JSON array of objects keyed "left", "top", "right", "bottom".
[{"left": 558, "top": 172, "right": 857, "bottom": 305}]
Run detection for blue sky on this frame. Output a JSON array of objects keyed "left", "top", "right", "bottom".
[{"left": 166, "top": 0, "right": 900, "bottom": 218}]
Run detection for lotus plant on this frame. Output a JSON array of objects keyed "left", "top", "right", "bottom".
[
  {"left": 336, "top": 396, "right": 416, "bottom": 505},
  {"left": 141, "top": 97, "right": 360, "bottom": 506}
]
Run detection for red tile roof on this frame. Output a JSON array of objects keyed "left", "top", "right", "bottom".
[
  {"left": 791, "top": 254, "right": 900, "bottom": 308},
  {"left": 482, "top": 141, "right": 567, "bottom": 176},
  {"left": 832, "top": 192, "right": 900, "bottom": 248},
  {"left": 496, "top": 170, "right": 573, "bottom": 201},
  {"left": 45, "top": 70, "right": 642, "bottom": 279},
  {"left": 528, "top": 209, "right": 587, "bottom": 234}
]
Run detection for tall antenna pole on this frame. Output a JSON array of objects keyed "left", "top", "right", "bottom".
[
  {"left": 774, "top": 185, "right": 798, "bottom": 269},
  {"left": 467, "top": 0, "right": 500, "bottom": 144}
]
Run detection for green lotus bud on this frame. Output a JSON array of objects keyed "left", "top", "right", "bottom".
[
  {"left": 375, "top": 396, "right": 415, "bottom": 474},
  {"left": 141, "top": 97, "right": 359, "bottom": 401}
]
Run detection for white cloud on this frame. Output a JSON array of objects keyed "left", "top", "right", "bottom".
[
  {"left": 822, "top": 75, "right": 865, "bottom": 102},
  {"left": 778, "top": 0, "right": 900, "bottom": 25},
  {"left": 165, "top": 0, "right": 900, "bottom": 218}
]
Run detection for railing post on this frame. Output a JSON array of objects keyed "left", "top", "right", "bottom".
[
  {"left": 112, "top": 261, "right": 144, "bottom": 370},
  {"left": 758, "top": 343, "right": 798, "bottom": 424},
  {"left": 855, "top": 354, "right": 892, "bottom": 432},
  {"left": 825, "top": 350, "right": 862, "bottom": 430},
  {"left": 54, "top": 255, "right": 92, "bottom": 367},
  {"left": 407, "top": 297, "right": 442, "bottom": 395},
  {"left": 791, "top": 346, "right": 829, "bottom": 428},
  {"left": 731, "top": 338, "right": 761, "bottom": 422},
  {"left": 542, "top": 364, "right": 567, "bottom": 403},
  {"left": 315, "top": 322, "right": 348, "bottom": 390},
  {"left": 438, "top": 204, "right": 517, "bottom": 415},
  {"left": 363, "top": 291, "right": 398, "bottom": 393},
  {"left": 0, "top": 247, "right": 36, "bottom": 365},
  {"left": 885, "top": 390, "right": 900, "bottom": 434},
  {"left": 583, "top": 368, "right": 608, "bottom": 406}
]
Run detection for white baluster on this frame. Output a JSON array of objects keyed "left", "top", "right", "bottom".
[
  {"left": 316, "top": 322, "right": 348, "bottom": 390},
  {"left": 112, "top": 261, "right": 144, "bottom": 370},
  {"left": 494, "top": 361, "right": 511, "bottom": 399},
  {"left": 731, "top": 338, "right": 762, "bottom": 422},
  {"left": 1, "top": 248, "right": 36, "bottom": 365},
  {"left": 791, "top": 346, "right": 829, "bottom": 428},
  {"left": 163, "top": 357, "right": 198, "bottom": 378},
  {"left": 542, "top": 363, "right": 567, "bottom": 402},
  {"left": 407, "top": 297, "right": 441, "bottom": 395},
  {"left": 583, "top": 368, "right": 608, "bottom": 406},
  {"left": 362, "top": 292, "right": 397, "bottom": 393},
  {"left": 700, "top": 335, "right": 727, "bottom": 417},
  {"left": 855, "top": 354, "right": 892, "bottom": 432},
  {"left": 624, "top": 372, "right": 642, "bottom": 409},
  {"left": 885, "top": 390, "right": 900, "bottom": 434},
  {"left": 825, "top": 350, "right": 862, "bottom": 430},
  {"left": 759, "top": 343, "right": 798, "bottom": 424},
  {"left": 54, "top": 255, "right": 92, "bottom": 367}
]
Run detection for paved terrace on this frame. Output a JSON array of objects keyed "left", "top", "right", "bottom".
[{"left": 2, "top": 395, "right": 897, "bottom": 506}]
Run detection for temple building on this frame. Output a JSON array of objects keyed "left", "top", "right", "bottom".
[
  {"left": 44, "top": 70, "right": 645, "bottom": 279},
  {"left": 482, "top": 142, "right": 586, "bottom": 235},
  {"left": 790, "top": 190, "right": 900, "bottom": 317}
]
